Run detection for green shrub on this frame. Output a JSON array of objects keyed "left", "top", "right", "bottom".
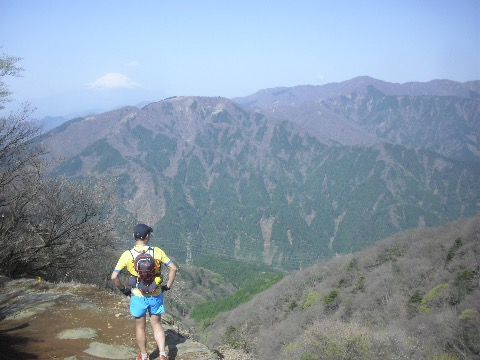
[
  {"left": 324, "top": 290, "right": 339, "bottom": 305},
  {"left": 459, "top": 308, "right": 479, "bottom": 320},
  {"left": 452, "top": 269, "right": 477, "bottom": 304},
  {"left": 347, "top": 258, "right": 358, "bottom": 271},
  {"left": 286, "top": 300, "right": 298, "bottom": 312},
  {"left": 303, "top": 292, "right": 321, "bottom": 309},
  {"left": 300, "top": 354, "right": 317, "bottom": 360},
  {"left": 324, "top": 290, "right": 340, "bottom": 312},
  {"left": 420, "top": 284, "right": 450, "bottom": 313},
  {"left": 338, "top": 277, "right": 350, "bottom": 288},
  {"left": 406, "top": 289, "right": 424, "bottom": 317},
  {"left": 446, "top": 237, "right": 463, "bottom": 263},
  {"left": 353, "top": 275, "right": 365, "bottom": 292},
  {"left": 408, "top": 290, "right": 424, "bottom": 304},
  {"left": 454, "top": 269, "right": 476, "bottom": 288}
]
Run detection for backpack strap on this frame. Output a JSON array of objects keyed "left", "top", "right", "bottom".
[{"left": 130, "top": 246, "right": 154, "bottom": 260}]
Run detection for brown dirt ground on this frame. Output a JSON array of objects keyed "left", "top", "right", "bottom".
[
  {"left": 0, "top": 279, "right": 177, "bottom": 360},
  {"left": 0, "top": 278, "right": 253, "bottom": 360}
]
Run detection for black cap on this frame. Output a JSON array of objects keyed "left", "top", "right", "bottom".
[{"left": 133, "top": 224, "right": 153, "bottom": 240}]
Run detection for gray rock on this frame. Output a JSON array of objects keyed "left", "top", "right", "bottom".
[
  {"left": 83, "top": 342, "right": 137, "bottom": 359},
  {"left": 58, "top": 327, "right": 98, "bottom": 339}
]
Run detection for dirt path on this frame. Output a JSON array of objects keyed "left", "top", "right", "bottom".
[{"left": 0, "top": 278, "right": 218, "bottom": 360}]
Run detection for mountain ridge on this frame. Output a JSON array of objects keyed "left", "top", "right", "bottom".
[
  {"left": 233, "top": 76, "right": 480, "bottom": 108},
  {"left": 233, "top": 77, "right": 480, "bottom": 161},
  {"left": 38, "top": 79, "right": 480, "bottom": 271}
]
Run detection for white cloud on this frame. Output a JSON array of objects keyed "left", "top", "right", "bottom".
[
  {"left": 89, "top": 72, "right": 140, "bottom": 89},
  {"left": 125, "top": 60, "right": 140, "bottom": 68}
]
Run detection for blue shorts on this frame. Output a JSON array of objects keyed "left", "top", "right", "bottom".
[{"left": 130, "top": 293, "right": 165, "bottom": 318}]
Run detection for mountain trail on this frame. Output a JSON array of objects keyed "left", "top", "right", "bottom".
[{"left": 0, "top": 277, "right": 220, "bottom": 360}]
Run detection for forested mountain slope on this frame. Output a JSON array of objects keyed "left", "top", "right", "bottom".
[
  {"left": 39, "top": 94, "right": 480, "bottom": 271},
  {"left": 201, "top": 215, "right": 480, "bottom": 360}
]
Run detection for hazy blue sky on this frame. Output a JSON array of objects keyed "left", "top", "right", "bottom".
[{"left": 1, "top": 0, "right": 479, "bottom": 117}]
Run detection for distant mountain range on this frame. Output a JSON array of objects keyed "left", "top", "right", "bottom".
[
  {"left": 38, "top": 77, "right": 480, "bottom": 270},
  {"left": 234, "top": 76, "right": 480, "bottom": 161}
]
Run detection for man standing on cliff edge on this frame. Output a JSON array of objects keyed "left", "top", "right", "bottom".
[{"left": 111, "top": 223, "right": 177, "bottom": 360}]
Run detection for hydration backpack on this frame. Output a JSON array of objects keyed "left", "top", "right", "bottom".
[{"left": 128, "top": 247, "right": 161, "bottom": 294}]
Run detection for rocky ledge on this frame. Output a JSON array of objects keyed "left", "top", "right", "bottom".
[{"left": 0, "top": 277, "right": 221, "bottom": 359}]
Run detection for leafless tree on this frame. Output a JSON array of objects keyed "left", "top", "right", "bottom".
[
  {"left": 0, "top": 52, "right": 23, "bottom": 105},
  {"left": 0, "top": 51, "right": 121, "bottom": 284}
]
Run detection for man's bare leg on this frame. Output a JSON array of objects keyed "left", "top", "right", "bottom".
[
  {"left": 135, "top": 316, "right": 148, "bottom": 354},
  {"left": 150, "top": 314, "right": 166, "bottom": 353}
]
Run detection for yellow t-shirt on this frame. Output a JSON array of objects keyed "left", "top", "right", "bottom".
[{"left": 114, "top": 244, "right": 171, "bottom": 297}]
